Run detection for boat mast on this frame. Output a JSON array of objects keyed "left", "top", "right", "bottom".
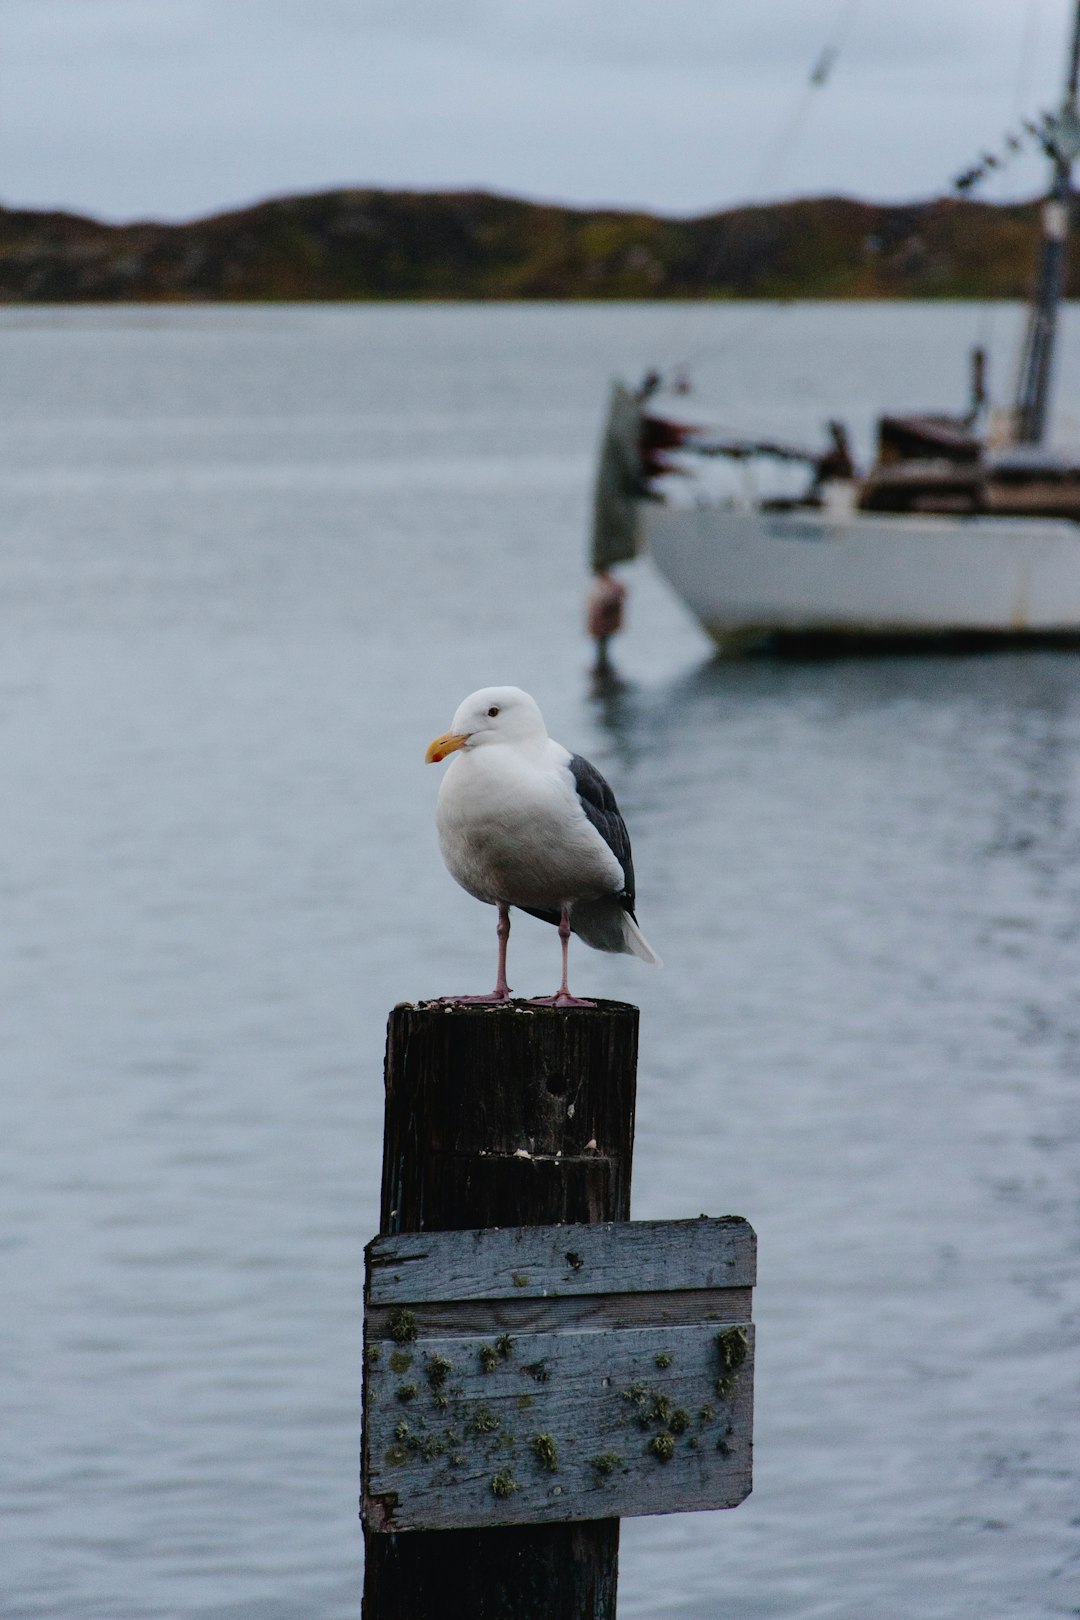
[{"left": 1013, "top": 0, "right": 1080, "bottom": 445}]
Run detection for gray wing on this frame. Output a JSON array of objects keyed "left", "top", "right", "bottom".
[
  {"left": 520, "top": 753, "right": 638, "bottom": 930},
  {"left": 567, "top": 753, "right": 637, "bottom": 915}
]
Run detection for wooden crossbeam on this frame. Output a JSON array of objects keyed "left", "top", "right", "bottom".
[{"left": 362, "top": 1217, "right": 755, "bottom": 1533}]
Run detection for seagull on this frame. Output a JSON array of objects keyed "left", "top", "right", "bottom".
[{"left": 425, "top": 685, "right": 658, "bottom": 1007}]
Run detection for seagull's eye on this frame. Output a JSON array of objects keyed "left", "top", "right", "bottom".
[{"left": 487, "top": 706, "right": 500, "bottom": 717}]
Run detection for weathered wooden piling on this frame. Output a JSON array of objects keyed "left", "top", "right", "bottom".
[{"left": 362, "top": 999, "right": 639, "bottom": 1620}]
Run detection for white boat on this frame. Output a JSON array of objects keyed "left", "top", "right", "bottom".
[
  {"left": 591, "top": 4, "right": 1080, "bottom": 651},
  {"left": 645, "top": 500, "right": 1080, "bottom": 650}
]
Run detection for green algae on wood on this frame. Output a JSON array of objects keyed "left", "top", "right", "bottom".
[
  {"left": 363, "top": 1209, "right": 754, "bottom": 1533},
  {"left": 716, "top": 1326, "right": 748, "bottom": 1374},
  {"left": 388, "top": 1308, "right": 417, "bottom": 1344},
  {"left": 426, "top": 1353, "right": 452, "bottom": 1390},
  {"left": 468, "top": 1405, "right": 500, "bottom": 1436},
  {"left": 530, "top": 1433, "right": 559, "bottom": 1472}
]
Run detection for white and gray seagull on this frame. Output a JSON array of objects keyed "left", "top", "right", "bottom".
[{"left": 425, "top": 685, "right": 659, "bottom": 1007}]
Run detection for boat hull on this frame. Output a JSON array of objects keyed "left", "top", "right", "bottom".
[{"left": 643, "top": 503, "right": 1080, "bottom": 647}]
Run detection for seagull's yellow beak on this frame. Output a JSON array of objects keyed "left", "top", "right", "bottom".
[{"left": 425, "top": 731, "right": 470, "bottom": 764}]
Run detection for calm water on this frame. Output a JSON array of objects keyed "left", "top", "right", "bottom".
[{"left": 1, "top": 303, "right": 1079, "bottom": 1619}]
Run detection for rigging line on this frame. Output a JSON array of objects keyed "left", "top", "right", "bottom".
[
  {"left": 656, "top": 0, "right": 863, "bottom": 385},
  {"left": 660, "top": 301, "right": 797, "bottom": 392},
  {"left": 744, "top": 79, "right": 821, "bottom": 204},
  {"left": 963, "top": 0, "right": 1039, "bottom": 205},
  {"left": 654, "top": 1, "right": 867, "bottom": 383},
  {"left": 746, "top": 0, "right": 864, "bottom": 200},
  {"left": 1013, "top": 0, "right": 1043, "bottom": 117}
]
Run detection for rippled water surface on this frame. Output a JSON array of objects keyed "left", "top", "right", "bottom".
[{"left": 1, "top": 304, "right": 1079, "bottom": 1619}]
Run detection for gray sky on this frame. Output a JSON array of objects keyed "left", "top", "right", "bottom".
[{"left": 4, "top": 0, "right": 1075, "bottom": 223}]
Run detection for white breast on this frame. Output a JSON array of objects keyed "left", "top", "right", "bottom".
[{"left": 436, "top": 740, "right": 624, "bottom": 910}]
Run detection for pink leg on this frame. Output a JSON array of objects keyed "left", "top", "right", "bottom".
[
  {"left": 530, "top": 903, "right": 595, "bottom": 1009},
  {"left": 441, "top": 904, "right": 512, "bottom": 1004}
]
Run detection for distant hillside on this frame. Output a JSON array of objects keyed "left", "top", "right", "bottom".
[{"left": 0, "top": 188, "right": 1053, "bottom": 302}]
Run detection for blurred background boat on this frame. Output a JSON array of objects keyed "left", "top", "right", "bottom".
[{"left": 592, "top": 2, "right": 1080, "bottom": 650}]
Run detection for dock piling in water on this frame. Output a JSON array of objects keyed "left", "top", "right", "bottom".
[{"left": 362, "top": 999, "right": 638, "bottom": 1620}]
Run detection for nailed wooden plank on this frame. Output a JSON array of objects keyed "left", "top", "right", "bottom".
[
  {"left": 362, "top": 1319, "right": 754, "bottom": 1532},
  {"left": 366, "top": 1285, "right": 753, "bottom": 1339},
  {"left": 366, "top": 1217, "right": 756, "bottom": 1306}
]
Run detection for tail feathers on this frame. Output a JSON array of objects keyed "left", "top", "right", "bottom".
[
  {"left": 569, "top": 898, "right": 661, "bottom": 966},
  {"left": 622, "top": 912, "right": 661, "bottom": 967}
]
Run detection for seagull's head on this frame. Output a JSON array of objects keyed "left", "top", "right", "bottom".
[{"left": 425, "top": 686, "right": 548, "bottom": 762}]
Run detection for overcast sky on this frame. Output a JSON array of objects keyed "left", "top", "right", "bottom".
[{"left": 4, "top": 0, "right": 1076, "bottom": 223}]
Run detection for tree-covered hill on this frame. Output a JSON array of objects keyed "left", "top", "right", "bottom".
[{"left": 0, "top": 188, "right": 1048, "bottom": 302}]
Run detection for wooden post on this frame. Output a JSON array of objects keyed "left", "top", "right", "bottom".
[{"left": 362, "top": 999, "right": 639, "bottom": 1620}]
